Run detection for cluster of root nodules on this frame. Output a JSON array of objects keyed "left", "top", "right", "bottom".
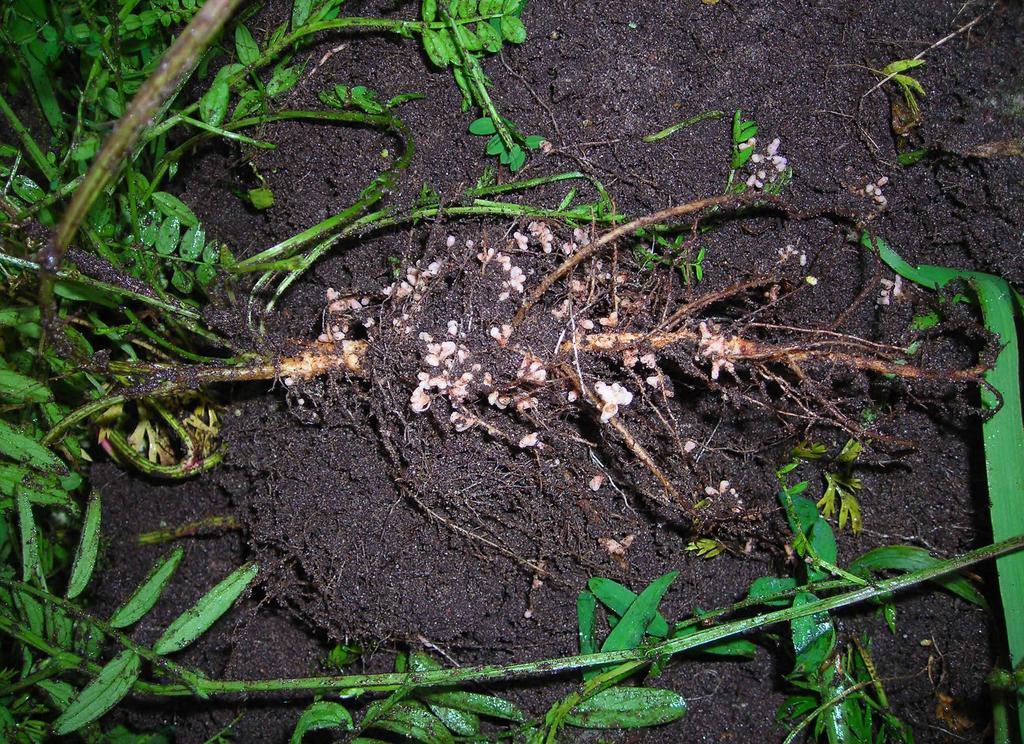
[{"left": 302, "top": 215, "right": 981, "bottom": 557}]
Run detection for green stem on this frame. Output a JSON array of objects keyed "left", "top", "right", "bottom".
[
  {"left": 43, "top": 0, "right": 244, "bottom": 274},
  {"left": 232, "top": 110, "right": 413, "bottom": 272},
  {"left": 0, "top": 91, "right": 57, "bottom": 184},
  {"left": 0, "top": 253, "right": 201, "bottom": 321},
  {"left": 140, "top": 16, "right": 426, "bottom": 146},
  {"left": 3, "top": 536, "right": 1015, "bottom": 702}
]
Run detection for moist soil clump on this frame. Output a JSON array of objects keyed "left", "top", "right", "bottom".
[{"left": 90, "top": 1, "right": 1023, "bottom": 741}]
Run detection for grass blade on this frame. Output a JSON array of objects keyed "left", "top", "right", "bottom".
[
  {"left": 0, "top": 419, "right": 63, "bottom": 471},
  {"left": 600, "top": 572, "right": 678, "bottom": 653},
  {"left": 588, "top": 578, "right": 670, "bottom": 638},
  {"left": 566, "top": 687, "right": 687, "bottom": 729},
  {"left": 52, "top": 650, "right": 141, "bottom": 735},
  {"left": 109, "top": 548, "right": 184, "bottom": 628},
  {"left": 16, "top": 487, "right": 41, "bottom": 584},
  {"left": 0, "top": 369, "right": 52, "bottom": 403},
  {"left": 153, "top": 561, "right": 258, "bottom": 654},
  {"left": 865, "top": 233, "right": 1024, "bottom": 737},
  {"left": 420, "top": 691, "right": 524, "bottom": 722},
  {"left": 66, "top": 490, "right": 101, "bottom": 599}
]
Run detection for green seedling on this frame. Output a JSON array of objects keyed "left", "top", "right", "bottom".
[
  {"left": 634, "top": 232, "right": 706, "bottom": 287},
  {"left": 818, "top": 439, "right": 864, "bottom": 534},
  {"left": 685, "top": 538, "right": 726, "bottom": 559},
  {"left": 873, "top": 59, "right": 926, "bottom": 117}
]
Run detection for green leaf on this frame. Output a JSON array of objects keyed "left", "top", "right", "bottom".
[
  {"left": 746, "top": 576, "right": 798, "bottom": 607},
  {"left": 0, "top": 419, "right": 62, "bottom": 471},
  {"left": 588, "top": 578, "right": 669, "bottom": 637},
  {"left": 600, "top": 571, "right": 678, "bottom": 653},
  {"left": 153, "top": 562, "right": 258, "bottom": 654},
  {"left": 151, "top": 192, "right": 198, "bottom": 225},
  {"left": 577, "top": 590, "right": 597, "bottom": 654},
  {"left": 66, "top": 490, "right": 101, "bottom": 599},
  {"left": 247, "top": 187, "right": 274, "bottom": 209},
  {"left": 455, "top": 23, "right": 482, "bottom": 52},
  {"left": 291, "top": 701, "right": 353, "bottom": 743},
  {"left": 366, "top": 701, "right": 453, "bottom": 744},
  {"left": 422, "top": 28, "right": 450, "bottom": 68},
  {"left": 425, "top": 704, "right": 479, "bottom": 735},
  {"left": 468, "top": 116, "right": 497, "bottom": 135},
  {"left": 790, "top": 592, "right": 835, "bottom": 673},
  {"left": 672, "top": 624, "right": 757, "bottom": 658},
  {"left": 421, "top": 0, "right": 437, "bottom": 22},
  {"left": 11, "top": 175, "right": 44, "bottom": 203},
  {"left": 234, "top": 25, "right": 260, "bottom": 66},
  {"left": 53, "top": 280, "right": 118, "bottom": 308},
  {"left": 508, "top": 144, "right": 526, "bottom": 171},
  {"left": 199, "top": 78, "right": 230, "bottom": 127},
  {"left": 420, "top": 691, "right": 524, "bottom": 722},
  {"left": 485, "top": 134, "right": 505, "bottom": 155},
  {"left": 850, "top": 545, "right": 988, "bottom": 609},
  {"left": 53, "top": 651, "right": 141, "bottom": 734},
  {"left": 475, "top": 20, "right": 502, "bottom": 52},
  {"left": 881, "top": 58, "right": 925, "bottom": 75},
  {"left": 109, "top": 548, "right": 184, "bottom": 628},
  {"left": 292, "top": 0, "right": 312, "bottom": 29},
  {"left": 524, "top": 134, "right": 545, "bottom": 149},
  {"left": 457, "top": 0, "right": 476, "bottom": 19},
  {"left": 16, "top": 487, "right": 40, "bottom": 583},
  {"left": 479, "top": 0, "right": 502, "bottom": 14},
  {"left": 179, "top": 224, "right": 205, "bottom": 261},
  {"left": 0, "top": 369, "right": 52, "bottom": 403},
  {"left": 566, "top": 687, "right": 687, "bottom": 729},
  {"left": 267, "top": 64, "right": 302, "bottom": 98},
  {"left": 155, "top": 216, "right": 181, "bottom": 257},
  {"left": 498, "top": 15, "right": 526, "bottom": 43}
]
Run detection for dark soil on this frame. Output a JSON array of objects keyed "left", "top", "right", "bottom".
[{"left": 89, "top": 0, "right": 1023, "bottom": 741}]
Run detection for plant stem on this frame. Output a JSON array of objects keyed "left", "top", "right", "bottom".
[
  {"left": 0, "top": 91, "right": 57, "bottom": 183},
  {"left": 3, "top": 535, "right": 1015, "bottom": 701},
  {"left": 42, "top": 0, "right": 244, "bottom": 296}
]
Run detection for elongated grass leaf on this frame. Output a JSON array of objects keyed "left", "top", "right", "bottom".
[
  {"left": 0, "top": 419, "right": 62, "bottom": 471},
  {"left": 0, "top": 369, "right": 52, "bottom": 403},
  {"left": 153, "top": 561, "right": 257, "bottom": 654},
  {"left": 588, "top": 578, "right": 670, "bottom": 637},
  {"left": 109, "top": 548, "right": 184, "bottom": 628},
  {"left": 849, "top": 545, "right": 987, "bottom": 609},
  {"left": 600, "top": 572, "right": 678, "bottom": 653},
  {"left": 566, "top": 687, "right": 687, "bottom": 729},
  {"left": 420, "top": 691, "right": 524, "bottom": 722},
  {"left": 52, "top": 650, "right": 140, "bottom": 734},
  {"left": 366, "top": 701, "right": 452, "bottom": 744},
  {"left": 290, "top": 700, "right": 352, "bottom": 743},
  {"left": 16, "top": 487, "right": 40, "bottom": 584},
  {"left": 66, "top": 490, "right": 101, "bottom": 599},
  {"left": 865, "top": 234, "right": 1024, "bottom": 736}
]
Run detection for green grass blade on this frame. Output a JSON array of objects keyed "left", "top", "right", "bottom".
[
  {"left": 587, "top": 578, "right": 670, "bottom": 638},
  {"left": 849, "top": 545, "right": 987, "bottom": 609},
  {"left": 290, "top": 700, "right": 353, "bottom": 743},
  {"left": 566, "top": 686, "right": 687, "bottom": 729},
  {"left": 66, "top": 490, "right": 101, "bottom": 599},
  {"left": 153, "top": 561, "right": 258, "bottom": 654},
  {"left": 52, "top": 650, "right": 141, "bottom": 734},
  {"left": 109, "top": 548, "right": 184, "bottom": 628},
  {"left": 599, "top": 572, "right": 678, "bottom": 653},
  {"left": 865, "top": 234, "right": 1024, "bottom": 739}
]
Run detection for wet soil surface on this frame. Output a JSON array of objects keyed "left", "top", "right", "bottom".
[{"left": 91, "top": 0, "right": 1023, "bottom": 741}]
